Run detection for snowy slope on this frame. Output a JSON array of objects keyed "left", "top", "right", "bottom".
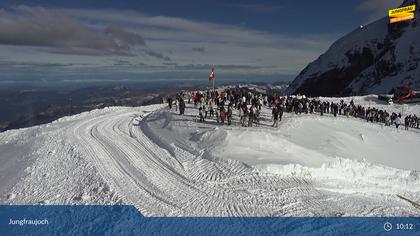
[
  {"left": 286, "top": 0, "right": 420, "bottom": 96},
  {"left": 0, "top": 99, "right": 419, "bottom": 216}
]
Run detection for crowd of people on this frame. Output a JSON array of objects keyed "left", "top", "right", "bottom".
[
  {"left": 189, "top": 89, "right": 271, "bottom": 127},
  {"left": 164, "top": 88, "right": 420, "bottom": 131},
  {"left": 166, "top": 95, "right": 186, "bottom": 115},
  {"left": 279, "top": 96, "right": 420, "bottom": 130}
]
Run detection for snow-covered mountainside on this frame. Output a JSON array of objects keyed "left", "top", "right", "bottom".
[
  {"left": 0, "top": 97, "right": 419, "bottom": 216},
  {"left": 287, "top": 0, "right": 420, "bottom": 96}
]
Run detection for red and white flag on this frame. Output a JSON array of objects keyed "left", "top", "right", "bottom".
[{"left": 209, "top": 64, "right": 215, "bottom": 81}]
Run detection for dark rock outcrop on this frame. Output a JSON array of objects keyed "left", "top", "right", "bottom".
[{"left": 287, "top": 0, "right": 420, "bottom": 96}]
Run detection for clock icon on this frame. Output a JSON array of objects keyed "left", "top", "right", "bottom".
[{"left": 384, "top": 222, "right": 393, "bottom": 232}]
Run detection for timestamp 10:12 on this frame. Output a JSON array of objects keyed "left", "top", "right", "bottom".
[{"left": 396, "top": 223, "right": 414, "bottom": 230}]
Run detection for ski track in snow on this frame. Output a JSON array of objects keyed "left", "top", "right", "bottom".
[
  {"left": 0, "top": 102, "right": 419, "bottom": 216},
  {"left": 69, "top": 106, "right": 329, "bottom": 216}
]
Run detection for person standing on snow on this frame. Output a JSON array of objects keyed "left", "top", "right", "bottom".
[
  {"left": 254, "top": 108, "right": 260, "bottom": 126},
  {"left": 384, "top": 113, "right": 391, "bottom": 126},
  {"left": 175, "top": 98, "right": 179, "bottom": 112},
  {"left": 209, "top": 100, "right": 214, "bottom": 118},
  {"left": 298, "top": 102, "right": 303, "bottom": 115},
  {"left": 238, "top": 104, "right": 244, "bottom": 125},
  {"left": 203, "top": 105, "right": 208, "bottom": 119},
  {"left": 405, "top": 115, "right": 411, "bottom": 130},
  {"left": 248, "top": 105, "right": 255, "bottom": 127},
  {"left": 242, "top": 105, "right": 248, "bottom": 127},
  {"left": 417, "top": 116, "right": 420, "bottom": 129},
  {"left": 179, "top": 99, "right": 186, "bottom": 115},
  {"left": 332, "top": 102, "right": 338, "bottom": 117},
  {"left": 199, "top": 107, "right": 205, "bottom": 122},
  {"left": 279, "top": 105, "right": 284, "bottom": 121},
  {"left": 215, "top": 106, "right": 220, "bottom": 123},
  {"left": 272, "top": 106, "right": 280, "bottom": 128},
  {"left": 200, "top": 95, "right": 205, "bottom": 108},
  {"left": 394, "top": 115, "right": 403, "bottom": 129},
  {"left": 227, "top": 105, "right": 233, "bottom": 125},
  {"left": 220, "top": 106, "right": 226, "bottom": 125},
  {"left": 167, "top": 97, "right": 173, "bottom": 110}
]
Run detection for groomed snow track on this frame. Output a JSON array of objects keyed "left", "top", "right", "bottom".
[{"left": 70, "top": 107, "right": 333, "bottom": 216}]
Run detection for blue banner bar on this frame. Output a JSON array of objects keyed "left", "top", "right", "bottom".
[{"left": 0, "top": 205, "right": 418, "bottom": 235}]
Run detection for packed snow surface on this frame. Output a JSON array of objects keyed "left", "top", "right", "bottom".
[{"left": 0, "top": 96, "right": 419, "bottom": 216}]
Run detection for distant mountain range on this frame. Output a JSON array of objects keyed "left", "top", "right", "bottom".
[
  {"left": 287, "top": 0, "right": 420, "bottom": 96},
  {"left": 0, "top": 86, "right": 163, "bottom": 132}
]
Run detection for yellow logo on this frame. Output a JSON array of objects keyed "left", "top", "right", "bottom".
[
  {"left": 389, "top": 5, "right": 416, "bottom": 23},
  {"left": 390, "top": 13, "right": 415, "bottom": 23},
  {"left": 389, "top": 5, "right": 416, "bottom": 17}
]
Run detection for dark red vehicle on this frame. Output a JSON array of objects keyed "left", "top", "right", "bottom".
[{"left": 392, "top": 85, "right": 420, "bottom": 103}]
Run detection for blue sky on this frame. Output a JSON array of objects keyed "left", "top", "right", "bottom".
[{"left": 0, "top": 0, "right": 402, "bottom": 88}]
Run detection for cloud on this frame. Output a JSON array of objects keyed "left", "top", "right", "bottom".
[
  {"left": 105, "top": 25, "right": 146, "bottom": 46},
  {"left": 192, "top": 47, "right": 206, "bottom": 53},
  {"left": 172, "top": 63, "right": 261, "bottom": 70},
  {"left": 0, "top": 6, "right": 145, "bottom": 55},
  {"left": 45, "top": 47, "right": 135, "bottom": 56},
  {"left": 57, "top": 8, "right": 335, "bottom": 50},
  {"left": 229, "top": 3, "right": 284, "bottom": 13},
  {"left": 0, "top": 60, "right": 73, "bottom": 68},
  {"left": 355, "top": 0, "right": 402, "bottom": 23},
  {"left": 57, "top": 8, "right": 279, "bottom": 45},
  {"left": 144, "top": 50, "right": 171, "bottom": 61}
]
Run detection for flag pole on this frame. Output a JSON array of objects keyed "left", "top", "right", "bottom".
[
  {"left": 209, "top": 64, "right": 216, "bottom": 92},
  {"left": 213, "top": 64, "right": 216, "bottom": 92}
]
